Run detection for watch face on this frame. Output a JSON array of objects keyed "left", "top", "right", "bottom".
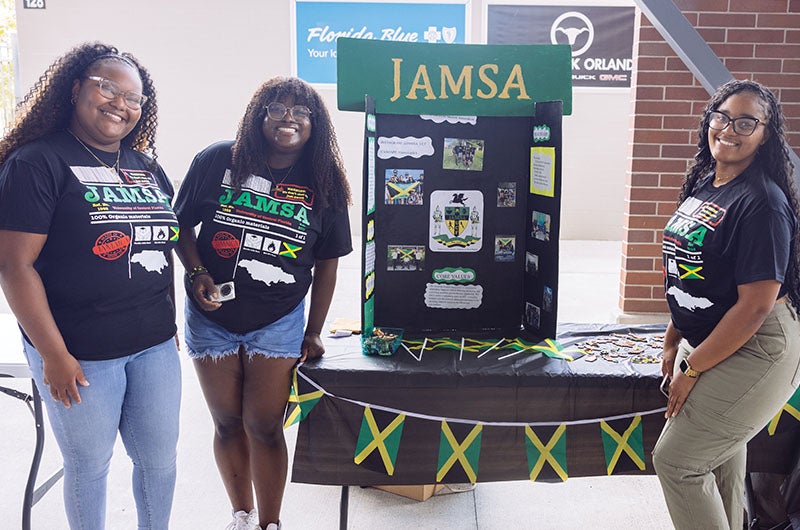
[{"left": 680, "top": 359, "right": 698, "bottom": 377}]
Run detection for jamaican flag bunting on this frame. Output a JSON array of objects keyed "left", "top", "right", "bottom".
[
  {"left": 767, "top": 386, "right": 800, "bottom": 436},
  {"left": 283, "top": 368, "right": 324, "bottom": 429},
  {"left": 530, "top": 338, "right": 584, "bottom": 361},
  {"left": 525, "top": 424, "right": 568, "bottom": 482},
  {"left": 600, "top": 416, "right": 646, "bottom": 475},
  {"left": 436, "top": 421, "right": 482, "bottom": 483},
  {"left": 353, "top": 406, "right": 406, "bottom": 476}
]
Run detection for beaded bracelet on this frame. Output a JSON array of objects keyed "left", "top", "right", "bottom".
[{"left": 187, "top": 265, "right": 210, "bottom": 282}]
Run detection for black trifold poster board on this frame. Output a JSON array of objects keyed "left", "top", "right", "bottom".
[{"left": 361, "top": 98, "right": 563, "bottom": 341}]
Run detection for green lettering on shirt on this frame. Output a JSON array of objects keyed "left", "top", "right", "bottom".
[
  {"left": 102, "top": 187, "right": 122, "bottom": 202},
  {"left": 232, "top": 191, "right": 254, "bottom": 208},
  {"left": 116, "top": 187, "right": 145, "bottom": 203},
  {"left": 686, "top": 226, "right": 707, "bottom": 247},
  {"left": 293, "top": 206, "right": 309, "bottom": 226},
  {"left": 84, "top": 186, "right": 100, "bottom": 202}
]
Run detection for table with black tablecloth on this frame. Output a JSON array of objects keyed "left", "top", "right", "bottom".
[{"left": 290, "top": 323, "right": 800, "bottom": 487}]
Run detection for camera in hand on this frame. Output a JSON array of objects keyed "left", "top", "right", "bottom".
[{"left": 215, "top": 281, "right": 236, "bottom": 302}]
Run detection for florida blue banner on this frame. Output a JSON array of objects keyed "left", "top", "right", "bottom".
[{"left": 295, "top": 1, "right": 467, "bottom": 84}]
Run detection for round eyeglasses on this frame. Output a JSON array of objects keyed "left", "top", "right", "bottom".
[
  {"left": 85, "top": 76, "right": 147, "bottom": 110},
  {"left": 708, "top": 110, "right": 765, "bottom": 137},
  {"left": 265, "top": 102, "right": 312, "bottom": 121}
]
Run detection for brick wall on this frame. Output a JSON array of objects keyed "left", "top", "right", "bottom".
[{"left": 621, "top": 0, "right": 800, "bottom": 314}]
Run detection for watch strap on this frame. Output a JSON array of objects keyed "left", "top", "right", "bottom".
[{"left": 680, "top": 358, "right": 701, "bottom": 378}]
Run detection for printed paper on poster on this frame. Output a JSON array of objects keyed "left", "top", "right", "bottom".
[{"left": 530, "top": 147, "right": 556, "bottom": 197}]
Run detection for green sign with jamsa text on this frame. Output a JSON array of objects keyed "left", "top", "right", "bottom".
[{"left": 336, "top": 38, "right": 572, "bottom": 116}]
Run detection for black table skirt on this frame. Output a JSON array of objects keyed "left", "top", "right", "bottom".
[{"left": 290, "top": 324, "right": 800, "bottom": 485}]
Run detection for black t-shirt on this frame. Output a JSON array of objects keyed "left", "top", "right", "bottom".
[
  {"left": 662, "top": 166, "right": 795, "bottom": 346},
  {"left": 173, "top": 141, "right": 352, "bottom": 334},
  {"left": 0, "top": 130, "right": 179, "bottom": 360}
]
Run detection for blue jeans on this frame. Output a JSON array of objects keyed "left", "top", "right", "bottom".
[
  {"left": 184, "top": 299, "right": 305, "bottom": 360},
  {"left": 23, "top": 338, "right": 181, "bottom": 530}
]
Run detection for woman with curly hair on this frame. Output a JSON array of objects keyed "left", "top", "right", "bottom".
[
  {"left": 0, "top": 43, "right": 181, "bottom": 529},
  {"left": 173, "top": 76, "right": 351, "bottom": 530},
  {"left": 654, "top": 79, "right": 800, "bottom": 529}
]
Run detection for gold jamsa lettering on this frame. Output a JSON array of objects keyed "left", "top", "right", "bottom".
[{"left": 391, "top": 58, "right": 530, "bottom": 102}]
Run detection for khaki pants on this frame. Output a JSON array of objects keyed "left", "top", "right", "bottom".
[{"left": 653, "top": 302, "right": 800, "bottom": 530}]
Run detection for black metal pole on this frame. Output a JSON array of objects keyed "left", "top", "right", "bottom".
[
  {"left": 22, "top": 380, "right": 44, "bottom": 530},
  {"left": 339, "top": 485, "right": 349, "bottom": 530}
]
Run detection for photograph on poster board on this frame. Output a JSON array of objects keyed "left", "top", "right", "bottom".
[
  {"left": 525, "top": 302, "right": 541, "bottom": 329},
  {"left": 497, "top": 182, "right": 516, "bottom": 207},
  {"left": 385, "top": 169, "right": 424, "bottom": 205},
  {"left": 532, "top": 210, "right": 551, "bottom": 241},
  {"left": 494, "top": 236, "right": 516, "bottom": 262},
  {"left": 443, "top": 138, "right": 484, "bottom": 171},
  {"left": 387, "top": 245, "right": 425, "bottom": 271},
  {"left": 543, "top": 285, "right": 554, "bottom": 312},
  {"left": 429, "top": 190, "right": 483, "bottom": 252},
  {"left": 525, "top": 252, "right": 539, "bottom": 276}
]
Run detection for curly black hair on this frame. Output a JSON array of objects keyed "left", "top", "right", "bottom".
[
  {"left": 230, "top": 76, "right": 351, "bottom": 210},
  {"left": 679, "top": 79, "right": 800, "bottom": 311},
  {"left": 0, "top": 41, "right": 159, "bottom": 167}
]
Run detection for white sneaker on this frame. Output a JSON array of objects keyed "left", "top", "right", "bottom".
[
  {"left": 263, "top": 522, "right": 282, "bottom": 530},
  {"left": 225, "top": 509, "right": 259, "bottom": 530}
]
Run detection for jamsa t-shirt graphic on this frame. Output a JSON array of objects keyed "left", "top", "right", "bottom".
[
  {"left": 174, "top": 141, "right": 352, "bottom": 334},
  {"left": 662, "top": 169, "right": 795, "bottom": 346},
  {"left": 0, "top": 130, "right": 179, "bottom": 360},
  {"left": 214, "top": 169, "right": 310, "bottom": 288},
  {"left": 663, "top": 195, "right": 727, "bottom": 311},
  {"left": 70, "top": 164, "right": 178, "bottom": 276}
]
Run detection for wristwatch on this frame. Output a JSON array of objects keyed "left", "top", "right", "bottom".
[{"left": 680, "top": 358, "right": 702, "bottom": 378}]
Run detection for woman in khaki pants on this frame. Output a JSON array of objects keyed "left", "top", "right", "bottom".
[{"left": 655, "top": 79, "right": 800, "bottom": 530}]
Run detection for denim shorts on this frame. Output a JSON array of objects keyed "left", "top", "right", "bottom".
[{"left": 184, "top": 298, "right": 305, "bottom": 360}]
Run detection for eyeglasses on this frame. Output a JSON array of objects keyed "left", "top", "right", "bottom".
[
  {"left": 265, "top": 102, "right": 312, "bottom": 121},
  {"left": 85, "top": 76, "right": 148, "bottom": 110},
  {"left": 708, "top": 110, "right": 765, "bottom": 137}
]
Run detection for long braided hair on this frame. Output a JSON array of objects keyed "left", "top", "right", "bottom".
[
  {"left": 230, "top": 76, "right": 351, "bottom": 210},
  {"left": 0, "top": 42, "right": 159, "bottom": 167},
  {"left": 679, "top": 79, "right": 800, "bottom": 311}
]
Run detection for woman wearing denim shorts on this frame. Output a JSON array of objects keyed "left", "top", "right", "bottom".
[
  {"left": 173, "top": 77, "right": 352, "bottom": 530},
  {"left": 655, "top": 79, "right": 800, "bottom": 529},
  {"left": 0, "top": 43, "right": 181, "bottom": 529}
]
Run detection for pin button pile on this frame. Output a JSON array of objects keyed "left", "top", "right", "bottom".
[{"left": 577, "top": 333, "right": 665, "bottom": 364}]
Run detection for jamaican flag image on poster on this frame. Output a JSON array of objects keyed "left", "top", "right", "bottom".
[
  {"left": 600, "top": 416, "right": 645, "bottom": 475},
  {"left": 353, "top": 406, "right": 406, "bottom": 476},
  {"left": 429, "top": 190, "right": 483, "bottom": 252}
]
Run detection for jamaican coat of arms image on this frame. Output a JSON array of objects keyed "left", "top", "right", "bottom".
[{"left": 429, "top": 190, "right": 483, "bottom": 252}]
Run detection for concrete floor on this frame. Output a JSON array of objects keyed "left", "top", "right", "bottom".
[{"left": 0, "top": 240, "right": 674, "bottom": 529}]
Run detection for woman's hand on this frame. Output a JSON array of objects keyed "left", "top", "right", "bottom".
[
  {"left": 300, "top": 332, "right": 325, "bottom": 362},
  {"left": 42, "top": 353, "right": 89, "bottom": 408},
  {"left": 661, "top": 343, "right": 678, "bottom": 380},
  {"left": 192, "top": 274, "right": 222, "bottom": 311},
  {"left": 661, "top": 319, "right": 681, "bottom": 379},
  {"left": 665, "top": 371, "right": 698, "bottom": 418}
]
